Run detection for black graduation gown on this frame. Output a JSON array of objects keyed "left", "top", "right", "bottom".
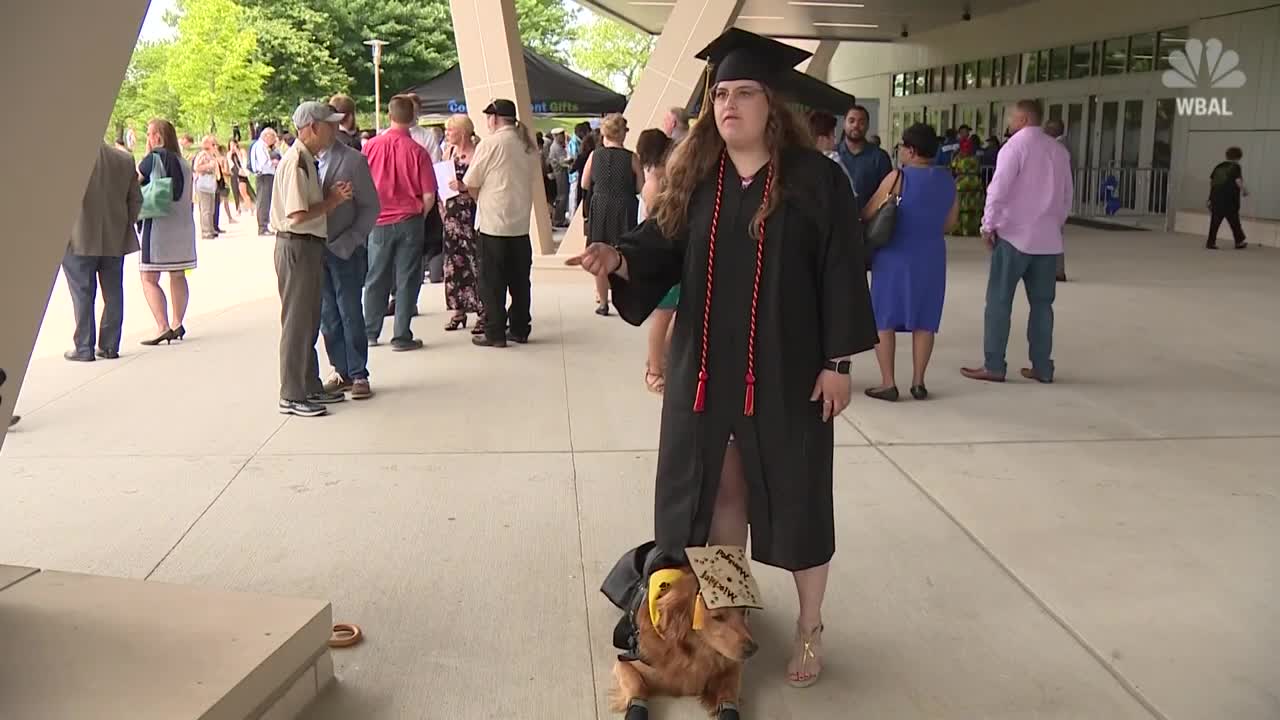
[{"left": 609, "top": 146, "right": 877, "bottom": 572}]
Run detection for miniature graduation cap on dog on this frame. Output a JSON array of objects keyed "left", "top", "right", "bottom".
[
  {"left": 647, "top": 546, "right": 764, "bottom": 639},
  {"left": 684, "top": 545, "right": 763, "bottom": 610},
  {"left": 695, "top": 28, "right": 813, "bottom": 90}
]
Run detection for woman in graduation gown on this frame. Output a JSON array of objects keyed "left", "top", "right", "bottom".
[{"left": 576, "top": 28, "right": 877, "bottom": 688}]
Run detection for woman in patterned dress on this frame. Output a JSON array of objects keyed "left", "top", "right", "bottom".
[
  {"left": 441, "top": 114, "right": 485, "bottom": 333},
  {"left": 949, "top": 137, "right": 984, "bottom": 236},
  {"left": 137, "top": 118, "right": 197, "bottom": 345}
]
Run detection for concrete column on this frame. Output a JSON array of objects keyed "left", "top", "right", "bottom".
[
  {"left": 0, "top": 0, "right": 149, "bottom": 450},
  {"left": 556, "top": 0, "right": 741, "bottom": 258},
  {"left": 449, "top": 0, "right": 555, "bottom": 255},
  {"left": 800, "top": 40, "right": 839, "bottom": 81}
]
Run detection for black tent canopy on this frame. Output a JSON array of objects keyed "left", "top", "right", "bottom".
[
  {"left": 687, "top": 67, "right": 857, "bottom": 117},
  {"left": 402, "top": 48, "right": 628, "bottom": 117}
]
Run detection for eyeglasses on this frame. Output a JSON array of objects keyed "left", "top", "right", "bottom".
[{"left": 712, "top": 86, "right": 765, "bottom": 105}]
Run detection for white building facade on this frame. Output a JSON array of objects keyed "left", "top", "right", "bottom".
[{"left": 825, "top": 0, "right": 1279, "bottom": 238}]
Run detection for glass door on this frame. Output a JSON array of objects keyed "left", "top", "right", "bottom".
[{"left": 1092, "top": 97, "right": 1149, "bottom": 211}]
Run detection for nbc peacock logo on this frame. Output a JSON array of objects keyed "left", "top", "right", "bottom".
[{"left": 1162, "top": 38, "right": 1246, "bottom": 117}]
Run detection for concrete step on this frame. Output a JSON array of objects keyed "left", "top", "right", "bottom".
[{"left": 0, "top": 566, "right": 333, "bottom": 720}]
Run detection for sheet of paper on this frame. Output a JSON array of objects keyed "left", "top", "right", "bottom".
[{"left": 434, "top": 160, "right": 459, "bottom": 202}]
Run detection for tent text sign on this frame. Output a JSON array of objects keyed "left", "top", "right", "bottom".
[
  {"left": 404, "top": 48, "right": 626, "bottom": 118},
  {"left": 445, "top": 99, "right": 584, "bottom": 115}
]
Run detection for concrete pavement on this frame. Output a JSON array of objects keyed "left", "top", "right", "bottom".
[{"left": 2, "top": 225, "right": 1277, "bottom": 719}]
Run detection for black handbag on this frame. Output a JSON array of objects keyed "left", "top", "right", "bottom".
[{"left": 864, "top": 169, "right": 904, "bottom": 253}]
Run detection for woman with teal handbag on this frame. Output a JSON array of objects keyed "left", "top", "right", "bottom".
[{"left": 136, "top": 119, "right": 197, "bottom": 346}]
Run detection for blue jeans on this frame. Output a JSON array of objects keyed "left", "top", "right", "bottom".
[
  {"left": 321, "top": 247, "right": 369, "bottom": 381},
  {"left": 61, "top": 252, "right": 125, "bottom": 357},
  {"left": 364, "top": 216, "right": 425, "bottom": 343},
  {"left": 983, "top": 239, "right": 1058, "bottom": 379}
]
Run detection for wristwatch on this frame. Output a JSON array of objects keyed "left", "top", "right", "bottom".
[{"left": 823, "top": 359, "right": 851, "bottom": 375}]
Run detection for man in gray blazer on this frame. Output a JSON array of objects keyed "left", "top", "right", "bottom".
[
  {"left": 63, "top": 143, "right": 142, "bottom": 361},
  {"left": 318, "top": 133, "right": 381, "bottom": 399}
]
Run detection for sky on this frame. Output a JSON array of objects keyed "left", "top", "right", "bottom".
[{"left": 139, "top": 0, "right": 177, "bottom": 42}]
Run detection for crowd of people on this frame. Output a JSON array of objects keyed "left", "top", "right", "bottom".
[{"left": 20, "top": 25, "right": 1255, "bottom": 706}]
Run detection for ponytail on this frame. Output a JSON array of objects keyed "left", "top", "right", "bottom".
[{"left": 513, "top": 119, "right": 537, "bottom": 154}]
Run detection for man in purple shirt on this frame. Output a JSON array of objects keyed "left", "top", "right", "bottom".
[{"left": 962, "top": 100, "right": 1073, "bottom": 384}]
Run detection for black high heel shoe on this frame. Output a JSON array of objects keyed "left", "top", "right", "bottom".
[
  {"left": 140, "top": 329, "right": 177, "bottom": 346},
  {"left": 910, "top": 384, "right": 928, "bottom": 400},
  {"left": 444, "top": 315, "right": 468, "bottom": 331},
  {"left": 172, "top": 325, "right": 186, "bottom": 341},
  {"left": 864, "top": 386, "right": 900, "bottom": 402}
]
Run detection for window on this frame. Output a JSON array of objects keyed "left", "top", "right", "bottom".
[
  {"left": 978, "top": 58, "right": 993, "bottom": 89},
  {"left": 1102, "top": 37, "right": 1128, "bottom": 75},
  {"left": 893, "top": 74, "right": 904, "bottom": 97},
  {"left": 1003, "top": 54, "right": 1020, "bottom": 86},
  {"left": 1037, "top": 49, "right": 1051, "bottom": 82},
  {"left": 930, "top": 67, "right": 942, "bottom": 93},
  {"left": 1149, "top": 97, "right": 1175, "bottom": 213},
  {"left": 941, "top": 65, "right": 950, "bottom": 92},
  {"left": 1070, "top": 44, "right": 1092, "bottom": 79},
  {"left": 1129, "top": 33, "right": 1155, "bottom": 72},
  {"left": 963, "top": 62, "right": 978, "bottom": 89},
  {"left": 1092, "top": 41, "right": 1102, "bottom": 75},
  {"left": 1156, "top": 27, "right": 1188, "bottom": 70},
  {"left": 915, "top": 71, "right": 927, "bottom": 95},
  {"left": 902, "top": 71, "right": 913, "bottom": 96},
  {"left": 990, "top": 57, "right": 1004, "bottom": 87},
  {"left": 1050, "top": 47, "right": 1070, "bottom": 81},
  {"left": 1022, "top": 52, "right": 1038, "bottom": 83}
]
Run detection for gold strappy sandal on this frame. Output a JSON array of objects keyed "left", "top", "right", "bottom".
[
  {"left": 786, "top": 622, "right": 824, "bottom": 688},
  {"left": 644, "top": 364, "right": 666, "bottom": 395}
]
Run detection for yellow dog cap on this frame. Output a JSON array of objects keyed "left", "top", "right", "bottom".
[{"left": 647, "top": 568, "right": 705, "bottom": 639}]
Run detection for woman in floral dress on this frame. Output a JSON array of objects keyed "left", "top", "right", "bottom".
[
  {"left": 949, "top": 138, "right": 984, "bottom": 236},
  {"left": 442, "top": 114, "right": 486, "bottom": 333}
]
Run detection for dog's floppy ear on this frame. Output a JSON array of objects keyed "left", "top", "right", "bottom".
[{"left": 656, "top": 574, "right": 697, "bottom": 641}]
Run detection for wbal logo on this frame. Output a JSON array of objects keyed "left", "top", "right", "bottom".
[{"left": 1161, "top": 38, "right": 1246, "bottom": 117}]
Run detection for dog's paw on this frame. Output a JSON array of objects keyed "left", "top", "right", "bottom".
[{"left": 716, "top": 707, "right": 741, "bottom": 720}]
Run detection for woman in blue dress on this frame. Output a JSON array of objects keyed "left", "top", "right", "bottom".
[{"left": 860, "top": 123, "right": 957, "bottom": 401}]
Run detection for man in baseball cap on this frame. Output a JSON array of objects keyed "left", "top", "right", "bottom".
[
  {"left": 271, "top": 101, "right": 353, "bottom": 417},
  {"left": 482, "top": 98, "right": 518, "bottom": 118}
]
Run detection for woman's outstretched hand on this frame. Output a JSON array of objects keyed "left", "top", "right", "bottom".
[
  {"left": 566, "top": 243, "right": 623, "bottom": 278},
  {"left": 811, "top": 369, "right": 851, "bottom": 422}
]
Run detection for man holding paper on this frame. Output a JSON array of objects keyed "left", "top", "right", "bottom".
[{"left": 362, "top": 94, "right": 437, "bottom": 351}]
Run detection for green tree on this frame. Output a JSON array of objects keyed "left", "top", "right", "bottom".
[
  {"left": 571, "top": 16, "right": 653, "bottom": 95},
  {"left": 108, "top": 41, "right": 176, "bottom": 142},
  {"left": 323, "top": 0, "right": 456, "bottom": 102},
  {"left": 240, "top": 0, "right": 352, "bottom": 121},
  {"left": 320, "top": 0, "right": 579, "bottom": 108},
  {"left": 515, "top": 0, "right": 579, "bottom": 63},
  {"left": 164, "top": 0, "right": 270, "bottom": 134}
]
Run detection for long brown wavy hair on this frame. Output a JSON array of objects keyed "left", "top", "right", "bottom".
[{"left": 651, "top": 85, "right": 812, "bottom": 239}]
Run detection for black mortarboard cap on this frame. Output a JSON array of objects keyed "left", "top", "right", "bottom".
[{"left": 695, "top": 28, "right": 812, "bottom": 88}]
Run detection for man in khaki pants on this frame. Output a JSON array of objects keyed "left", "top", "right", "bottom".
[{"left": 271, "top": 101, "right": 352, "bottom": 417}]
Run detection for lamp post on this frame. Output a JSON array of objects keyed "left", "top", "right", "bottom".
[{"left": 364, "top": 39, "right": 388, "bottom": 132}]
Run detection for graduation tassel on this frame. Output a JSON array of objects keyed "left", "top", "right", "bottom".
[
  {"left": 741, "top": 164, "right": 774, "bottom": 419},
  {"left": 693, "top": 155, "right": 728, "bottom": 415}
]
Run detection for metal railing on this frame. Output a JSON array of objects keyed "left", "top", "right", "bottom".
[{"left": 976, "top": 165, "right": 1172, "bottom": 225}]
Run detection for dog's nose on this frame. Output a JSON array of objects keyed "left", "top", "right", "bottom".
[{"left": 743, "top": 640, "right": 759, "bottom": 658}]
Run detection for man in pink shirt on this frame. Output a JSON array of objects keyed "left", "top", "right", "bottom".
[
  {"left": 962, "top": 99, "right": 1073, "bottom": 384},
  {"left": 362, "top": 95, "right": 438, "bottom": 351}
]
